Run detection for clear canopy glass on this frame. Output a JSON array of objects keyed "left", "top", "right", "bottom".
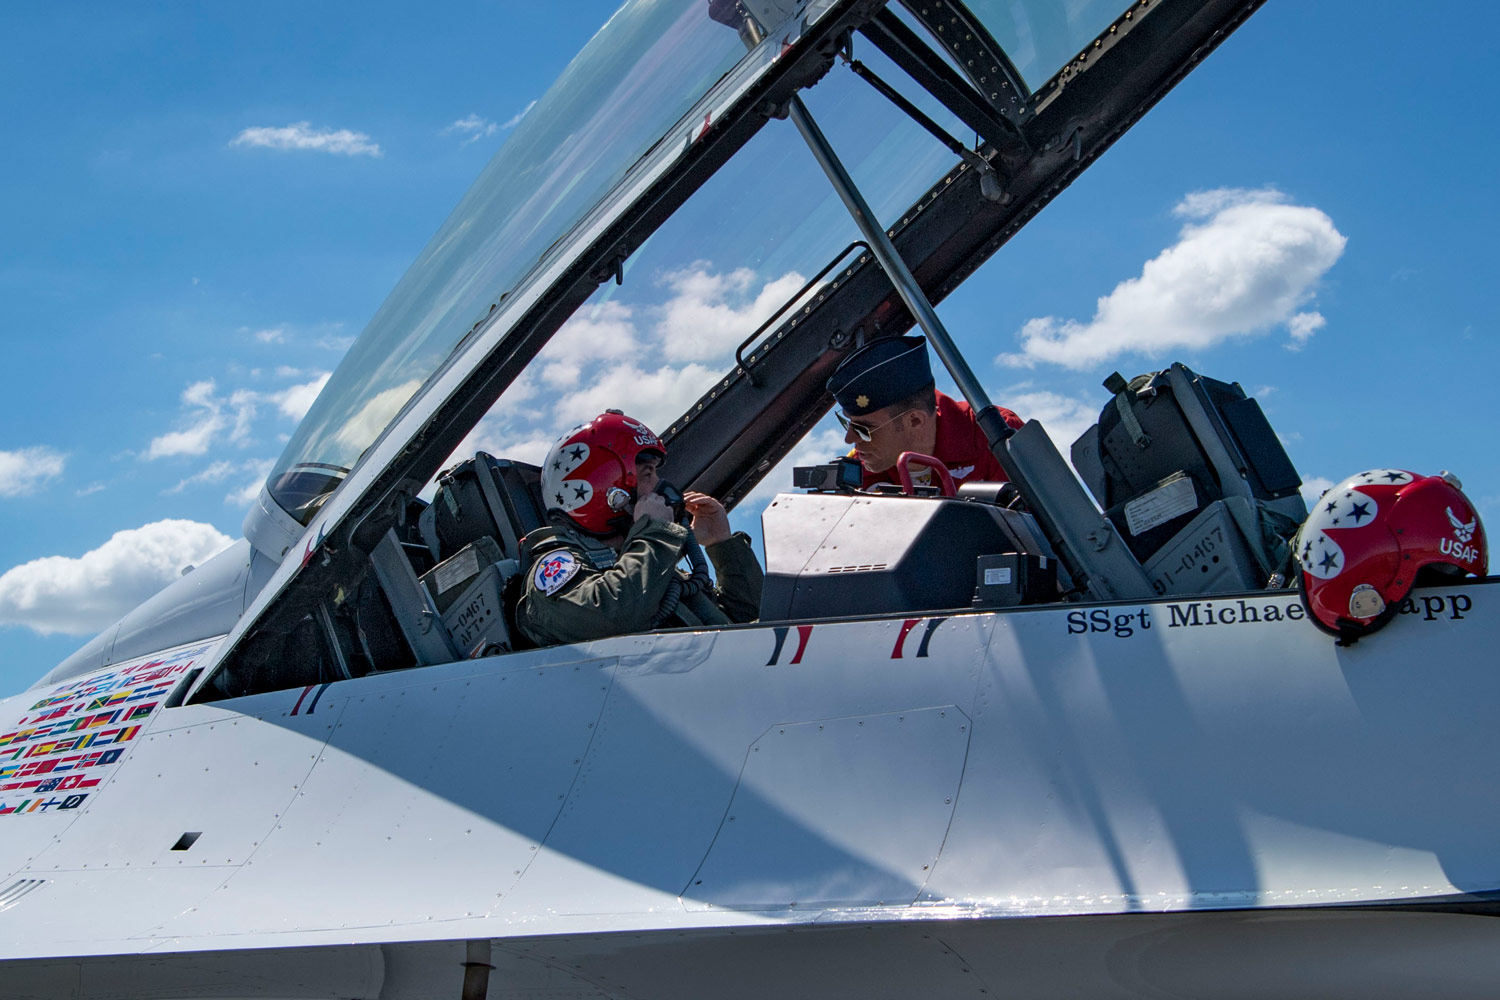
[
  {"left": 268, "top": 0, "right": 748, "bottom": 521},
  {"left": 266, "top": 0, "right": 1132, "bottom": 524},
  {"left": 965, "top": 0, "right": 1128, "bottom": 92},
  {"left": 446, "top": 9, "right": 1003, "bottom": 491}
]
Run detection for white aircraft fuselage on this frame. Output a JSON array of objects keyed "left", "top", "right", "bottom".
[
  {"left": 3, "top": 580, "right": 1498, "bottom": 997},
  {"left": 3, "top": 0, "right": 1496, "bottom": 997}
]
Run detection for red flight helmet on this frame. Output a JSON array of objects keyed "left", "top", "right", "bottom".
[
  {"left": 540, "top": 411, "right": 666, "bottom": 535},
  {"left": 1295, "top": 469, "right": 1487, "bottom": 641}
]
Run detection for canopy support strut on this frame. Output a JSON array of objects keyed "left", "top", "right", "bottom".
[
  {"left": 787, "top": 93, "right": 1152, "bottom": 600},
  {"left": 787, "top": 95, "right": 1005, "bottom": 446}
]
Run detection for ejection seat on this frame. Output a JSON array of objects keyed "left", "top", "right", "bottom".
[
  {"left": 1070, "top": 363, "right": 1307, "bottom": 596},
  {"left": 412, "top": 454, "right": 550, "bottom": 656}
]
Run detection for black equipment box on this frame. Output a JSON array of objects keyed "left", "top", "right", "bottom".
[
  {"left": 792, "top": 456, "right": 864, "bottom": 492},
  {"left": 973, "top": 553, "right": 1057, "bottom": 609}
]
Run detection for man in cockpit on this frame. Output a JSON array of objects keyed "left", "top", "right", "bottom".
[
  {"left": 514, "top": 410, "right": 762, "bottom": 647},
  {"left": 827, "top": 335, "right": 1024, "bottom": 491}
]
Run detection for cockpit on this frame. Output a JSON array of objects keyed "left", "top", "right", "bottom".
[
  {"left": 207, "top": 349, "right": 1306, "bottom": 700},
  {"left": 187, "top": 0, "right": 1288, "bottom": 702}
]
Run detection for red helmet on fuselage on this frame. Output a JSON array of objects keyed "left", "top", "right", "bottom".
[
  {"left": 1295, "top": 469, "right": 1487, "bottom": 641},
  {"left": 540, "top": 411, "right": 665, "bottom": 535}
]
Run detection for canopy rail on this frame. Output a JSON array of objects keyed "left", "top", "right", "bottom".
[
  {"left": 895, "top": 0, "right": 1032, "bottom": 116},
  {"left": 858, "top": 7, "right": 1032, "bottom": 164}
]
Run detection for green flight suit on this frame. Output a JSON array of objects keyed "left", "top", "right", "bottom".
[{"left": 515, "top": 514, "right": 763, "bottom": 647}]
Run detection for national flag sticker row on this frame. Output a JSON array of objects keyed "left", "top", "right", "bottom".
[{"left": 0, "top": 641, "right": 213, "bottom": 816}]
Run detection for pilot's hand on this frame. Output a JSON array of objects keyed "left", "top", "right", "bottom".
[
  {"left": 633, "top": 492, "right": 674, "bottom": 525},
  {"left": 683, "top": 491, "right": 730, "bottom": 546}
]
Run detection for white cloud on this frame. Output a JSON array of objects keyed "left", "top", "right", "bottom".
[
  {"left": 227, "top": 389, "right": 258, "bottom": 443},
  {"left": 1171, "top": 186, "right": 1283, "bottom": 219},
  {"left": 436, "top": 263, "right": 811, "bottom": 492},
  {"left": 164, "top": 456, "right": 274, "bottom": 503},
  {"left": 145, "top": 373, "right": 330, "bottom": 461},
  {"left": 444, "top": 113, "right": 498, "bottom": 146},
  {"left": 1285, "top": 311, "right": 1326, "bottom": 350},
  {"left": 145, "top": 380, "right": 229, "bottom": 459},
  {"left": 503, "top": 101, "right": 537, "bottom": 129},
  {"left": 182, "top": 379, "right": 216, "bottom": 409},
  {"left": 537, "top": 301, "right": 640, "bottom": 386},
  {"left": 657, "top": 264, "right": 806, "bottom": 363},
  {"left": 999, "top": 385, "right": 1100, "bottom": 456},
  {"left": 0, "top": 520, "right": 235, "bottom": 635},
  {"left": 230, "top": 122, "right": 382, "bottom": 157},
  {"left": 269, "top": 372, "right": 331, "bottom": 421},
  {"left": 999, "top": 188, "right": 1347, "bottom": 369},
  {"left": 166, "top": 460, "right": 237, "bottom": 494},
  {"left": 554, "top": 362, "right": 720, "bottom": 432},
  {"left": 332, "top": 380, "right": 423, "bottom": 455},
  {"left": 0, "top": 447, "right": 66, "bottom": 497},
  {"left": 1300, "top": 476, "right": 1334, "bottom": 506},
  {"left": 243, "top": 322, "right": 350, "bottom": 353},
  {"left": 450, "top": 426, "right": 554, "bottom": 471},
  {"left": 226, "top": 459, "right": 276, "bottom": 508}
]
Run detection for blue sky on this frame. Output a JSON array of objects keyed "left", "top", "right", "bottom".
[{"left": 1, "top": 1, "right": 1494, "bottom": 694}]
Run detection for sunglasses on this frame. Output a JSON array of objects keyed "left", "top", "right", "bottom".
[{"left": 836, "top": 407, "right": 910, "bottom": 443}]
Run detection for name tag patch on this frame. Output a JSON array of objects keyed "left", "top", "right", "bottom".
[{"left": 534, "top": 551, "right": 581, "bottom": 595}]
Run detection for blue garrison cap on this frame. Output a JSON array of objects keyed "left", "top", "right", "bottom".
[{"left": 826, "top": 335, "right": 933, "bottom": 417}]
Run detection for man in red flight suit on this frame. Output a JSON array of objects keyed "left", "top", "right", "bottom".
[{"left": 826, "top": 335, "right": 1023, "bottom": 490}]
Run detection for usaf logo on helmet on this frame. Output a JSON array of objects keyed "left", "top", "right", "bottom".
[{"left": 534, "top": 551, "right": 581, "bottom": 596}]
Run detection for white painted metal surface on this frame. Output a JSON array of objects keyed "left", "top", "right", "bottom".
[{"left": 2, "top": 583, "right": 1495, "bottom": 975}]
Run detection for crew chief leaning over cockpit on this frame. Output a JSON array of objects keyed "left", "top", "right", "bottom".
[
  {"left": 515, "top": 411, "right": 762, "bottom": 647},
  {"left": 828, "top": 335, "right": 1024, "bottom": 489}
]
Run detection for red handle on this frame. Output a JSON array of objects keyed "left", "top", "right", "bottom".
[{"left": 895, "top": 452, "right": 956, "bottom": 497}]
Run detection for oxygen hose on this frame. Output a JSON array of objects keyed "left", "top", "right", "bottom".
[
  {"left": 649, "top": 532, "right": 714, "bottom": 628},
  {"left": 647, "top": 479, "right": 714, "bottom": 627}
]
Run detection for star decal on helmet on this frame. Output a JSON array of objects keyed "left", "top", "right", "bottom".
[
  {"left": 1298, "top": 468, "right": 1486, "bottom": 640},
  {"left": 1354, "top": 468, "right": 1413, "bottom": 487},
  {"left": 1303, "top": 486, "right": 1380, "bottom": 543},
  {"left": 538, "top": 412, "right": 664, "bottom": 533},
  {"left": 1297, "top": 530, "right": 1347, "bottom": 581}
]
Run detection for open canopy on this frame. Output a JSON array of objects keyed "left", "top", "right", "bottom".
[
  {"left": 215, "top": 0, "right": 1261, "bottom": 699},
  {"left": 262, "top": 0, "right": 1181, "bottom": 525}
]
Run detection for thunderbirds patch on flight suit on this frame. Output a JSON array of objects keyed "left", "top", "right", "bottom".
[{"left": 534, "top": 551, "right": 581, "bottom": 595}]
